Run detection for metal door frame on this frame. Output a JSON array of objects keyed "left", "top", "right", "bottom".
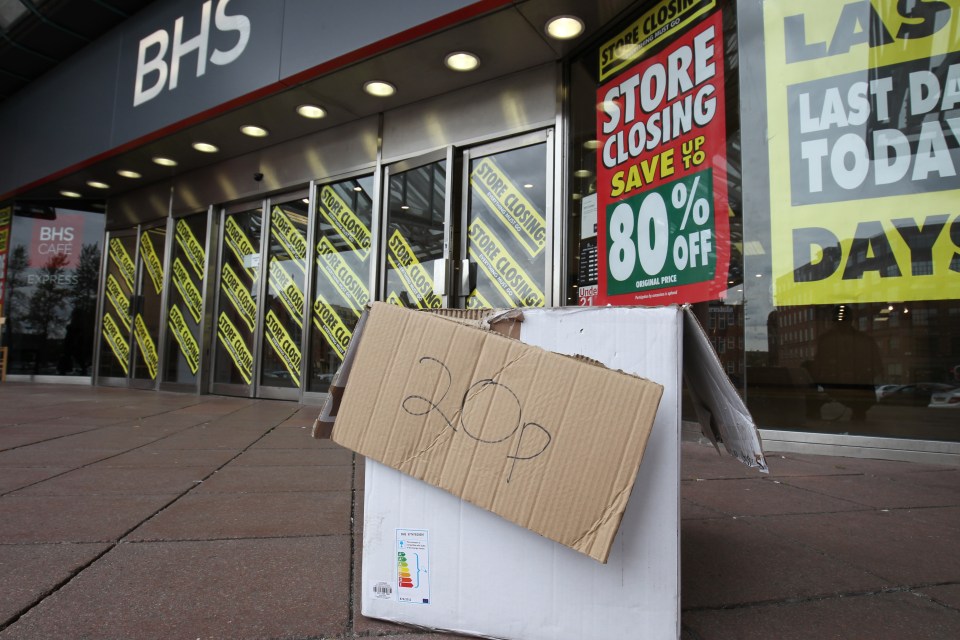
[
  {"left": 159, "top": 207, "right": 215, "bottom": 394},
  {"left": 209, "top": 199, "right": 265, "bottom": 398},
  {"left": 301, "top": 166, "right": 379, "bottom": 406},
  {"left": 458, "top": 128, "right": 555, "bottom": 308},
  {"left": 94, "top": 227, "right": 139, "bottom": 388},
  {"left": 257, "top": 188, "right": 310, "bottom": 402},
  {"left": 129, "top": 218, "right": 171, "bottom": 391},
  {"left": 379, "top": 147, "right": 456, "bottom": 306}
]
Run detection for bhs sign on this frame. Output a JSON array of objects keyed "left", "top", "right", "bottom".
[{"left": 134, "top": 0, "right": 250, "bottom": 107}]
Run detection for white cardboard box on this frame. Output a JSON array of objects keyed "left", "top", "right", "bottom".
[{"left": 358, "top": 306, "right": 765, "bottom": 639}]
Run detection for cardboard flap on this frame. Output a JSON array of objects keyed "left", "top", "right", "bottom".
[
  {"left": 313, "top": 307, "right": 371, "bottom": 439},
  {"left": 330, "top": 303, "right": 664, "bottom": 563},
  {"left": 313, "top": 307, "right": 522, "bottom": 439},
  {"left": 682, "top": 306, "right": 768, "bottom": 472}
]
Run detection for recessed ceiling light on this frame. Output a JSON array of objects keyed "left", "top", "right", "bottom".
[
  {"left": 523, "top": 183, "right": 534, "bottom": 189},
  {"left": 401, "top": 205, "right": 410, "bottom": 210},
  {"left": 583, "top": 139, "right": 600, "bottom": 150},
  {"left": 574, "top": 169, "right": 593, "bottom": 178},
  {"left": 152, "top": 156, "right": 177, "bottom": 167},
  {"left": 296, "top": 104, "right": 326, "bottom": 119},
  {"left": 353, "top": 186, "right": 363, "bottom": 192},
  {"left": 302, "top": 198, "right": 310, "bottom": 204},
  {"left": 192, "top": 142, "right": 219, "bottom": 153},
  {"left": 117, "top": 169, "right": 142, "bottom": 179},
  {"left": 444, "top": 51, "right": 480, "bottom": 71},
  {"left": 546, "top": 15, "right": 584, "bottom": 40},
  {"left": 60, "top": 190, "right": 81, "bottom": 198},
  {"left": 364, "top": 80, "right": 396, "bottom": 97},
  {"left": 86, "top": 180, "right": 109, "bottom": 189},
  {"left": 241, "top": 125, "right": 269, "bottom": 137}
]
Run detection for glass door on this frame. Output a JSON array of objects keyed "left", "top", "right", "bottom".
[
  {"left": 211, "top": 204, "right": 262, "bottom": 396},
  {"left": 461, "top": 131, "right": 552, "bottom": 309},
  {"left": 97, "top": 230, "right": 137, "bottom": 383},
  {"left": 130, "top": 223, "right": 167, "bottom": 388},
  {"left": 258, "top": 194, "right": 309, "bottom": 400},
  {"left": 96, "top": 222, "right": 170, "bottom": 388},
  {"left": 382, "top": 150, "right": 451, "bottom": 308},
  {"left": 162, "top": 212, "right": 210, "bottom": 390},
  {"left": 308, "top": 173, "right": 375, "bottom": 393}
]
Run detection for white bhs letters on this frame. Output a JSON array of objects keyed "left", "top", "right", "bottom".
[{"left": 134, "top": 0, "right": 250, "bottom": 107}]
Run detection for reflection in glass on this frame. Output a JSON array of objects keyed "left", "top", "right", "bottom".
[
  {"left": 4, "top": 208, "right": 104, "bottom": 377},
  {"left": 466, "top": 144, "right": 547, "bottom": 308},
  {"left": 309, "top": 175, "right": 374, "bottom": 392},
  {"left": 164, "top": 214, "right": 207, "bottom": 384},
  {"left": 214, "top": 207, "right": 262, "bottom": 387},
  {"left": 384, "top": 161, "right": 445, "bottom": 309},
  {"left": 260, "top": 200, "right": 309, "bottom": 390}
]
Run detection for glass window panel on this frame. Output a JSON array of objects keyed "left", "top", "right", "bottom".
[
  {"left": 98, "top": 234, "right": 137, "bottom": 378},
  {"left": 260, "top": 199, "right": 309, "bottom": 390},
  {"left": 309, "top": 175, "right": 374, "bottom": 393},
  {"left": 164, "top": 213, "right": 207, "bottom": 384},
  {"left": 465, "top": 143, "right": 548, "bottom": 309},
  {"left": 733, "top": 0, "right": 960, "bottom": 440},
  {"left": 384, "top": 161, "right": 445, "bottom": 309},
  {"left": 213, "top": 207, "right": 261, "bottom": 387},
  {"left": 132, "top": 226, "right": 165, "bottom": 382},
  {"left": 4, "top": 208, "right": 104, "bottom": 377}
]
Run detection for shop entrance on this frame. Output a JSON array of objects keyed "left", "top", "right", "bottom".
[
  {"left": 210, "top": 193, "right": 309, "bottom": 400},
  {"left": 382, "top": 130, "right": 553, "bottom": 310},
  {"left": 97, "top": 222, "right": 168, "bottom": 388}
]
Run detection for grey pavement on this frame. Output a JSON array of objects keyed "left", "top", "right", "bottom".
[{"left": 0, "top": 383, "right": 958, "bottom": 639}]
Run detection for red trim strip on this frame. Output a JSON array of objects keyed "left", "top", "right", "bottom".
[{"left": 2, "top": 0, "right": 515, "bottom": 203}]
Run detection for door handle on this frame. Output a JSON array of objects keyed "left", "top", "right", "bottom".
[
  {"left": 432, "top": 258, "right": 447, "bottom": 297},
  {"left": 459, "top": 259, "right": 476, "bottom": 296}
]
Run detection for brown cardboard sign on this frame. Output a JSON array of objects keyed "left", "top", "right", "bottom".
[{"left": 330, "top": 303, "right": 663, "bottom": 563}]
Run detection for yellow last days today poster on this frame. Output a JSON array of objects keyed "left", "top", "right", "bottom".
[{"left": 764, "top": 0, "right": 960, "bottom": 306}]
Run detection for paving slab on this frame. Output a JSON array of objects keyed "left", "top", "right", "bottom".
[
  {"left": 0, "top": 467, "right": 71, "bottom": 494},
  {"left": 916, "top": 584, "right": 960, "bottom": 611},
  {"left": 0, "top": 494, "right": 178, "bottom": 543},
  {"left": 0, "top": 423, "right": 104, "bottom": 450},
  {"left": 0, "top": 543, "right": 111, "bottom": 627},
  {"left": 229, "top": 446, "right": 353, "bottom": 467},
  {"left": 145, "top": 424, "right": 272, "bottom": 450},
  {"left": 0, "top": 537, "right": 350, "bottom": 640},
  {"left": 682, "top": 477, "right": 866, "bottom": 517},
  {"left": 904, "top": 506, "right": 960, "bottom": 533},
  {"left": 250, "top": 425, "right": 339, "bottom": 449},
  {"left": 0, "top": 446, "right": 117, "bottom": 468},
  {"left": 777, "top": 472, "right": 960, "bottom": 509},
  {"left": 684, "top": 591, "right": 960, "bottom": 640},
  {"left": 681, "top": 517, "right": 886, "bottom": 609},
  {"left": 93, "top": 447, "right": 238, "bottom": 469},
  {"left": 126, "top": 491, "right": 352, "bottom": 541},
  {"left": 23, "top": 427, "right": 165, "bottom": 451},
  {"left": 681, "top": 498, "right": 726, "bottom": 520},
  {"left": 11, "top": 466, "right": 207, "bottom": 496},
  {"left": 195, "top": 464, "right": 353, "bottom": 493},
  {"left": 753, "top": 509, "right": 960, "bottom": 586}
]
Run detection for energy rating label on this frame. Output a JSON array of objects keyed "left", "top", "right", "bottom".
[{"left": 396, "top": 529, "right": 429, "bottom": 604}]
